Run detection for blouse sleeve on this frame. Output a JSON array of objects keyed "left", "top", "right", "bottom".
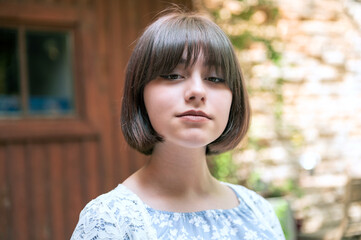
[
  {"left": 70, "top": 198, "right": 130, "bottom": 240},
  {"left": 228, "top": 183, "right": 285, "bottom": 240},
  {"left": 247, "top": 190, "right": 286, "bottom": 240}
]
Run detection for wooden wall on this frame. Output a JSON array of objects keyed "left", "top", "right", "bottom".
[
  {"left": 0, "top": 138, "right": 101, "bottom": 239},
  {"left": 0, "top": 0, "right": 193, "bottom": 239}
]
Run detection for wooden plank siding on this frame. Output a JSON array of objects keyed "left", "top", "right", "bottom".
[
  {"left": 0, "top": 144, "right": 10, "bottom": 240},
  {"left": 48, "top": 142, "right": 66, "bottom": 240},
  {"left": 0, "top": 0, "right": 193, "bottom": 239},
  {"left": 6, "top": 144, "right": 30, "bottom": 240},
  {"left": 0, "top": 140, "right": 103, "bottom": 239}
]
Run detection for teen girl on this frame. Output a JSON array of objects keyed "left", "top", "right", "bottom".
[{"left": 72, "top": 9, "right": 285, "bottom": 240}]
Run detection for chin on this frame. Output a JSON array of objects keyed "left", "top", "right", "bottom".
[{"left": 176, "top": 136, "right": 219, "bottom": 149}]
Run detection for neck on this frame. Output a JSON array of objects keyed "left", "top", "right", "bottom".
[
  {"left": 137, "top": 143, "right": 217, "bottom": 195},
  {"left": 122, "top": 143, "right": 240, "bottom": 213}
]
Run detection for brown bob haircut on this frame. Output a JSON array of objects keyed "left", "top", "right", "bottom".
[{"left": 121, "top": 9, "right": 250, "bottom": 155}]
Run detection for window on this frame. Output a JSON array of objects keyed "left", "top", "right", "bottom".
[{"left": 0, "top": 26, "right": 75, "bottom": 118}]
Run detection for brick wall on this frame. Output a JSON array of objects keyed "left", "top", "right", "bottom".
[{"left": 199, "top": 0, "right": 361, "bottom": 237}]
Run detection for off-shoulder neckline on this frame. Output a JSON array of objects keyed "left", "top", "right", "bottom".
[{"left": 116, "top": 182, "right": 246, "bottom": 215}]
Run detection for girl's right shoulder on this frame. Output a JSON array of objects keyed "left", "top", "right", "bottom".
[{"left": 70, "top": 184, "right": 150, "bottom": 240}]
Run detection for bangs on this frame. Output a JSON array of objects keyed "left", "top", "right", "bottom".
[{"left": 146, "top": 15, "right": 237, "bottom": 88}]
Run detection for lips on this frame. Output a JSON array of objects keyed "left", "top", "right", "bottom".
[{"left": 176, "top": 110, "right": 211, "bottom": 120}]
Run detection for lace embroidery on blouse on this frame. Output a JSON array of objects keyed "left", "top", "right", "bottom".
[
  {"left": 71, "top": 183, "right": 285, "bottom": 240},
  {"left": 71, "top": 184, "right": 157, "bottom": 239}
]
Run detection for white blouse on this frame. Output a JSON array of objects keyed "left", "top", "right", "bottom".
[{"left": 71, "top": 183, "right": 285, "bottom": 240}]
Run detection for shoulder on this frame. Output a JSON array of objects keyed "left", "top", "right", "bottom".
[
  {"left": 224, "top": 182, "right": 286, "bottom": 240},
  {"left": 224, "top": 182, "right": 267, "bottom": 207},
  {"left": 226, "top": 182, "right": 272, "bottom": 210},
  {"left": 71, "top": 184, "right": 148, "bottom": 240}
]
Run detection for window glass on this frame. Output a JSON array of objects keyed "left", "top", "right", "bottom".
[
  {"left": 26, "top": 31, "right": 74, "bottom": 115},
  {"left": 0, "top": 28, "right": 21, "bottom": 116}
]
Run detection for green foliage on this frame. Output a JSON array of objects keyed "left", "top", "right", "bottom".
[
  {"left": 269, "top": 198, "right": 294, "bottom": 240},
  {"left": 205, "top": 0, "right": 303, "bottom": 200},
  {"left": 209, "top": 151, "right": 239, "bottom": 184},
  {"left": 233, "top": 7, "right": 255, "bottom": 21},
  {"left": 229, "top": 31, "right": 253, "bottom": 50},
  {"left": 247, "top": 171, "right": 302, "bottom": 198},
  {"left": 247, "top": 172, "right": 268, "bottom": 193},
  {"left": 262, "top": 40, "right": 282, "bottom": 64},
  {"left": 230, "top": 34, "right": 282, "bottom": 65},
  {"left": 211, "top": 0, "right": 282, "bottom": 65},
  {"left": 274, "top": 78, "right": 284, "bottom": 130}
]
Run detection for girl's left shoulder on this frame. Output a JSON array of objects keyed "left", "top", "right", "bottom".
[
  {"left": 224, "top": 182, "right": 270, "bottom": 206},
  {"left": 223, "top": 182, "right": 286, "bottom": 240}
]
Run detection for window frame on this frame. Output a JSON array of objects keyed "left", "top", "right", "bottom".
[
  {"left": 0, "top": 24, "right": 78, "bottom": 118},
  {"left": 0, "top": 2, "right": 95, "bottom": 141}
]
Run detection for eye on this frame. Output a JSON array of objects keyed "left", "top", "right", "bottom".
[
  {"left": 205, "top": 77, "right": 225, "bottom": 83},
  {"left": 159, "top": 74, "right": 184, "bottom": 80}
]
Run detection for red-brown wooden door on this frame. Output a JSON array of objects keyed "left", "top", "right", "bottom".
[
  {"left": 0, "top": 2, "right": 112, "bottom": 239},
  {"left": 0, "top": 0, "right": 192, "bottom": 239}
]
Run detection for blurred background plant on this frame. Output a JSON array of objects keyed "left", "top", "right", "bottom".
[
  {"left": 201, "top": 0, "right": 303, "bottom": 199},
  {"left": 201, "top": 0, "right": 361, "bottom": 238}
]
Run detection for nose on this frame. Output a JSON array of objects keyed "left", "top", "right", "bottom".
[{"left": 184, "top": 74, "right": 206, "bottom": 104}]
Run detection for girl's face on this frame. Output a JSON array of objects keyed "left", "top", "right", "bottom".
[{"left": 143, "top": 53, "right": 232, "bottom": 150}]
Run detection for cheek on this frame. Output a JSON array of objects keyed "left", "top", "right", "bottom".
[
  {"left": 143, "top": 85, "right": 175, "bottom": 128},
  {"left": 215, "top": 91, "right": 233, "bottom": 132},
  {"left": 214, "top": 90, "right": 232, "bottom": 117},
  {"left": 223, "top": 97, "right": 233, "bottom": 123}
]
